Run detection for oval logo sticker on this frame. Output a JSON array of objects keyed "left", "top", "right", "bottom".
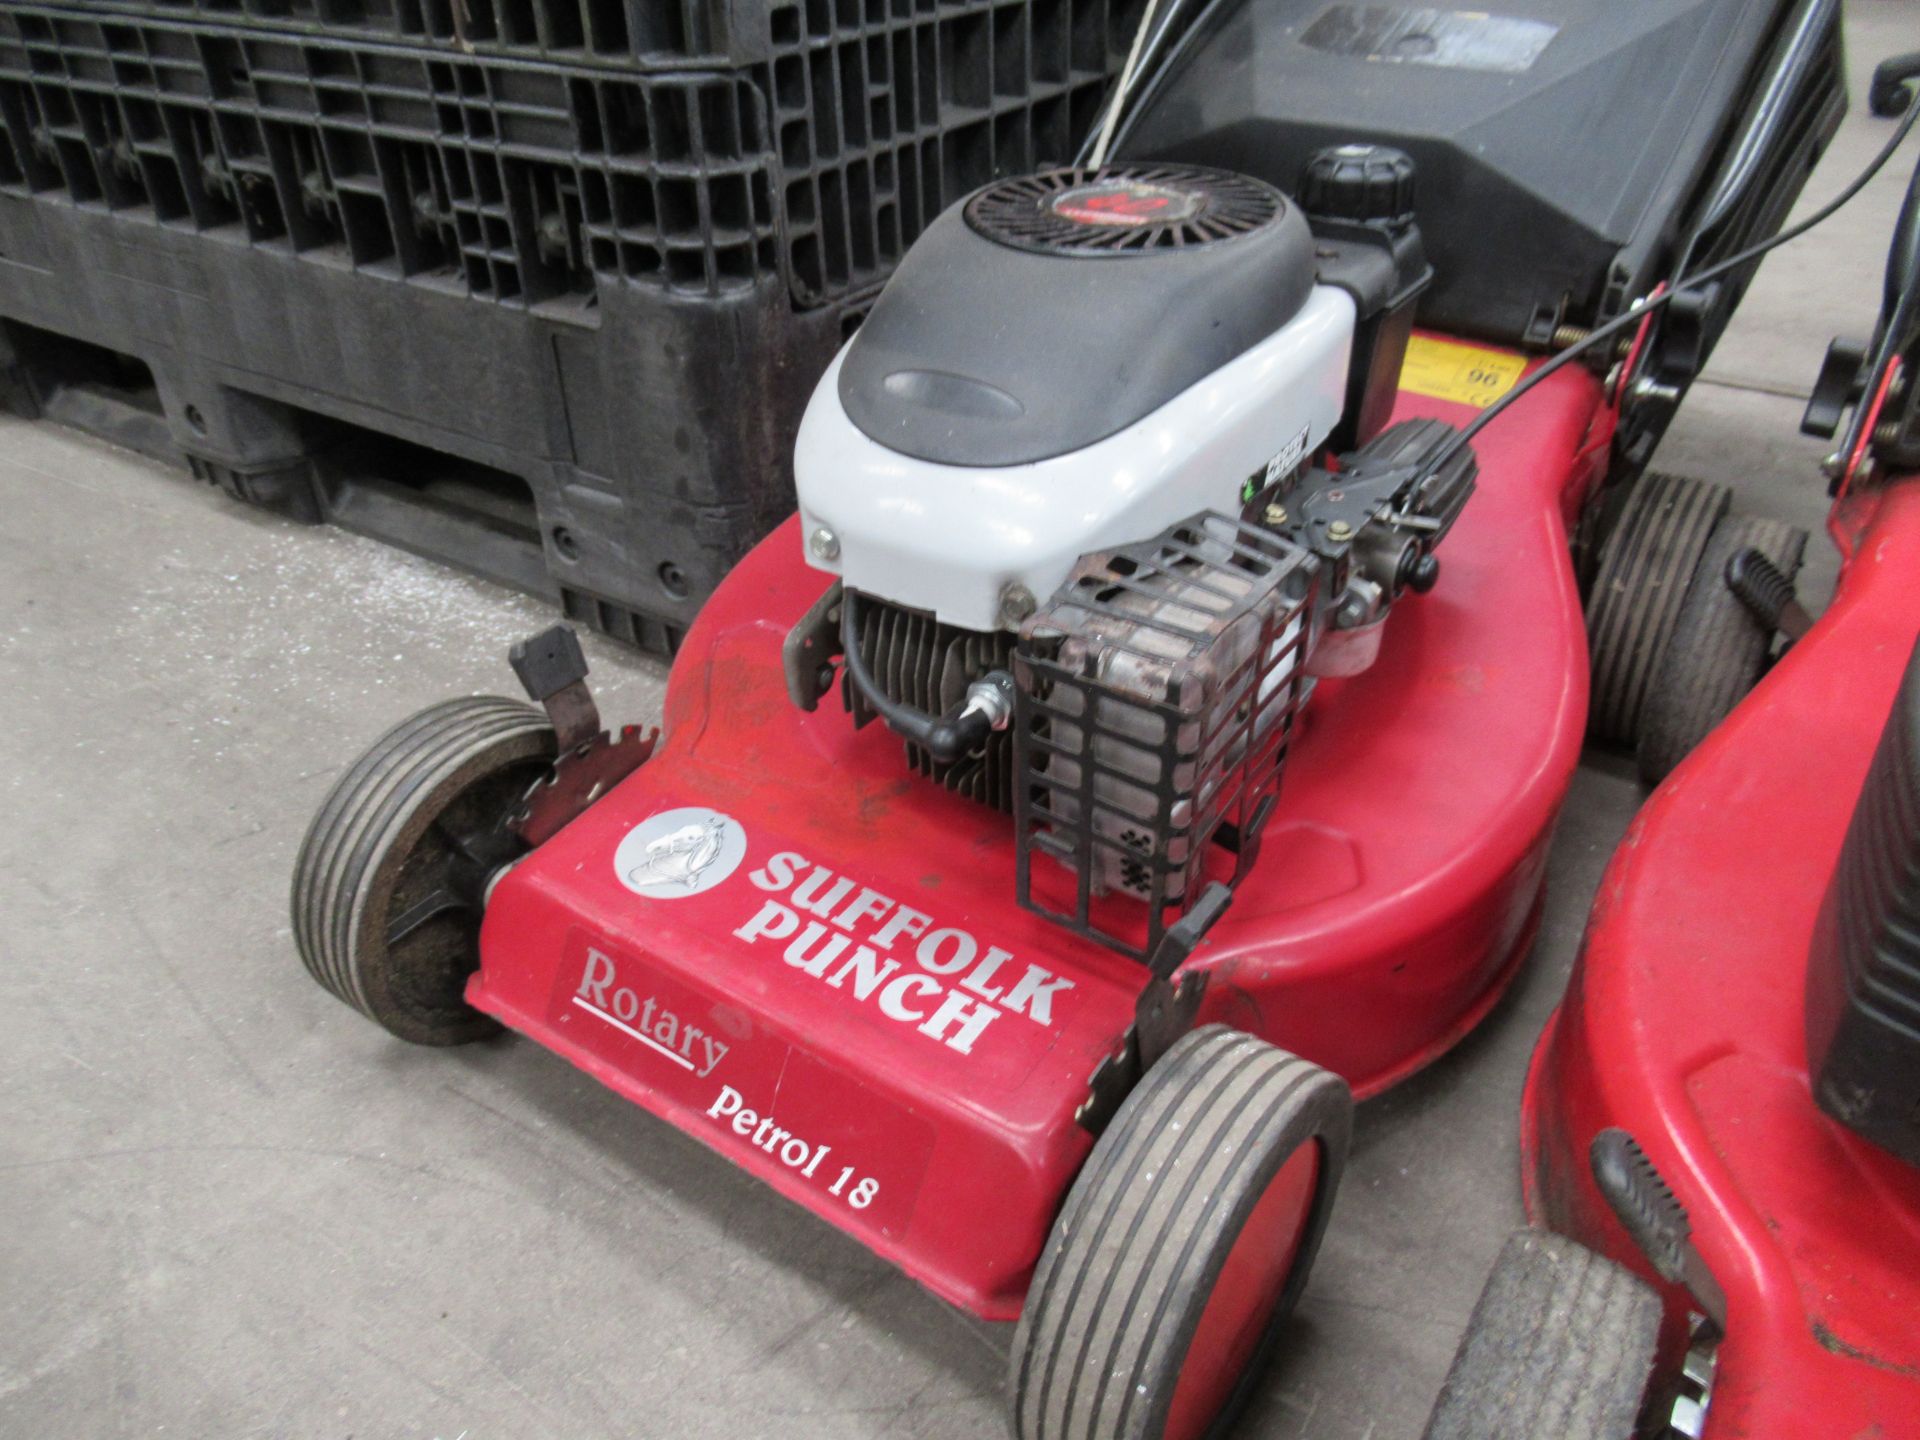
[{"left": 615, "top": 808, "right": 747, "bottom": 899}]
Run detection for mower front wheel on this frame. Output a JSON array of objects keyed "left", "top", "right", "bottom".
[
  {"left": 1010, "top": 1026, "right": 1352, "bottom": 1440},
  {"left": 1585, "top": 470, "right": 1732, "bottom": 746},
  {"left": 1635, "top": 513, "right": 1807, "bottom": 784},
  {"left": 291, "top": 696, "right": 556, "bottom": 1044},
  {"left": 1422, "top": 1230, "right": 1663, "bottom": 1440}
]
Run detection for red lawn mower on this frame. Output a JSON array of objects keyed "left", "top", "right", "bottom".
[
  {"left": 1426, "top": 61, "right": 1920, "bottom": 1440},
  {"left": 289, "top": 5, "right": 1878, "bottom": 1437}
]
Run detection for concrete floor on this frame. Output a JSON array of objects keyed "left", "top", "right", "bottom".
[{"left": 3, "top": 6, "right": 1914, "bottom": 1436}]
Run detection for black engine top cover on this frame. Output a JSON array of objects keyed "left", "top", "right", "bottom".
[{"left": 837, "top": 164, "right": 1318, "bottom": 469}]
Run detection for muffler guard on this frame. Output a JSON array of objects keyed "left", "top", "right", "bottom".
[{"left": 1016, "top": 513, "right": 1318, "bottom": 959}]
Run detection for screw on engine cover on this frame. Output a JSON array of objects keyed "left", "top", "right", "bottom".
[
  {"left": 1263, "top": 502, "right": 1289, "bottom": 526},
  {"left": 809, "top": 526, "right": 840, "bottom": 562},
  {"left": 1327, "top": 519, "right": 1354, "bottom": 542},
  {"left": 999, "top": 582, "right": 1037, "bottom": 627}
]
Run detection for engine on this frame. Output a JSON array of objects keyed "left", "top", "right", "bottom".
[{"left": 784, "top": 155, "right": 1476, "bottom": 961}]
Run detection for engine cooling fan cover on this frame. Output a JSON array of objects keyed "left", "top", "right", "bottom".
[
  {"left": 965, "top": 164, "right": 1286, "bottom": 256},
  {"left": 825, "top": 158, "right": 1321, "bottom": 470}
]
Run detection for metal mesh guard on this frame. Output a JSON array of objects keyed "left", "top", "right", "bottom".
[{"left": 1013, "top": 512, "right": 1318, "bottom": 961}]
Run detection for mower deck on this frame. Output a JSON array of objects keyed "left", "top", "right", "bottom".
[
  {"left": 1523, "top": 481, "right": 1920, "bottom": 1435},
  {"left": 473, "top": 345, "right": 1612, "bottom": 1319}
]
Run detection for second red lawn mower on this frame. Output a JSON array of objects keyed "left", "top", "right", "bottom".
[
  {"left": 288, "top": 3, "right": 1866, "bottom": 1436},
  {"left": 1426, "top": 61, "right": 1920, "bottom": 1440}
]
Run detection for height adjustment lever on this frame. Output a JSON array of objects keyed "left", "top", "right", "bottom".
[
  {"left": 1727, "top": 548, "right": 1813, "bottom": 642},
  {"left": 1591, "top": 1128, "right": 1728, "bottom": 1338},
  {"left": 509, "top": 624, "right": 600, "bottom": 752}
]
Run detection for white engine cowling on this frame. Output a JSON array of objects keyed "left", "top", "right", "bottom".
[{"left": 793, "top": 164, "right": 1357, "bottom": 632}]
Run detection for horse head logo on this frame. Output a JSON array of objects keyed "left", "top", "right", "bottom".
[{"left": 614, "top": 809, "right": 744, "bottom": 899}]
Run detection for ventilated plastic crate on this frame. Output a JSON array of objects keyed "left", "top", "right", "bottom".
[
  {"left": 21, "top": 0, "right": 829, "bottom": 71},
  {"left": 0, "top": 13, "right": 778, "bottom": 305},
  {"left": 764, "top": 0, "right": 1120, "bottom": 304},
  {"left": 0, "top": 0, "right": 1127, "bottom": 307},
  {"left": 0, "top": 0, "right": 1140, "bottom": 650}
]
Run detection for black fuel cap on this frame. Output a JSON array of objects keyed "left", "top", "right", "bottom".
[{"left": 1299, "top": 144, "right": 1417, "bottom": 227}]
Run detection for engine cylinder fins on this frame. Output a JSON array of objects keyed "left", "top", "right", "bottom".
[
  {"left": 845, "top": 592, "right": 1018, "bottom": 810},
  {"left": 964, "top": 164, "right": 1285, "bottom": 257}
]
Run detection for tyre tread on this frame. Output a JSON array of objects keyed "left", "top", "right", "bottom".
[
  {"left": 1636, "top": 514, "right": 1807, "bottom": 784},
  {"left": 1011, "top": 1027, "right": 1352, "bottom": 1440},
  {"left": 1422, "top": 1230, "right": 1662, "bottom": 1440},
  {"left": 291, "top": 696, "right": 550, "bottom": 1041},
  {"left": 1587, "top": 471, "right": 1731, "bottom": 744}
]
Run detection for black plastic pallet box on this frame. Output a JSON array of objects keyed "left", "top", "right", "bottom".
[{"left": 0, "top": 0, "right": 1138, "bottom": 650}]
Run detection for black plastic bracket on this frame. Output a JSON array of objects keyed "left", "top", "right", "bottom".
[
  {"left": 1651, "top": 279, "right": 1723, "bottom": 388},
  {"left": 1801, "top": 338, "right": 1867, "bottom": 439},
  {"left": 1869, "top": 51, "right": 1920, "bottom": 118},
  {"left": 509, "top": 625, "right": 600, "bottom": 752},
  {"left": 1076, "top": 883, "right": 1234, "bottom": 1135},
  {"left": 782, "top": 581, "right": 844, "bottom": 712}
]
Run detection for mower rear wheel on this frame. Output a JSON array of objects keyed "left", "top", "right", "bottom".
[
  {"left": 292, "top": 696, "right": 555, "bottom": 1044},
  {"left": 1422, "top": 1230, "right": 1662, "bottom": 1440},
  {"left": 1010, "top": 1026, "right": 1352, "bottom": 1440},
  {"left": 1585, "top": 470, "right": 1731, "bottom": 745},
  {"left": 1635, "top": 513, "right": 1807, "bottom": 784}
]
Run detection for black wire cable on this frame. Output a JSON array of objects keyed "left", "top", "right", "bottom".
[
  {"left": 1096, "top": 0, "right": 1238, "bottom": 162},
  {"left": 839, "top": 588, "right": 1005, "bottom": 764},
  {"left": 1073, "top": 0, "right": 1195, "bottom": 167},
  {"left": 1416, "top": 96, "right": 1920, "bottom": 480}
]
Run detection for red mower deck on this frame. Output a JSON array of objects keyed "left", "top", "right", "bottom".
[
  {"left": 1522, "top": 479, "right": 1920, "bottom": 1436},
  {"left": 471, "top": 351, "right": 1613, "bottom": 1319}
]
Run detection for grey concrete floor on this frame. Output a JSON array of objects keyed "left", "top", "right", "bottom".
[{"left": 3, "top": 6, "right": 1915, "bottom": 1436}]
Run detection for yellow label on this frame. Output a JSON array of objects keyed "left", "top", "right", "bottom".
[{"left": 1399, "top": 335, "right": 1527, "bottom": 408}]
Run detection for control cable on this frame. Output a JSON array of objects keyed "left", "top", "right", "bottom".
[{"left": 1415, "top": 94, "right": 1919, "bottom": 482}]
